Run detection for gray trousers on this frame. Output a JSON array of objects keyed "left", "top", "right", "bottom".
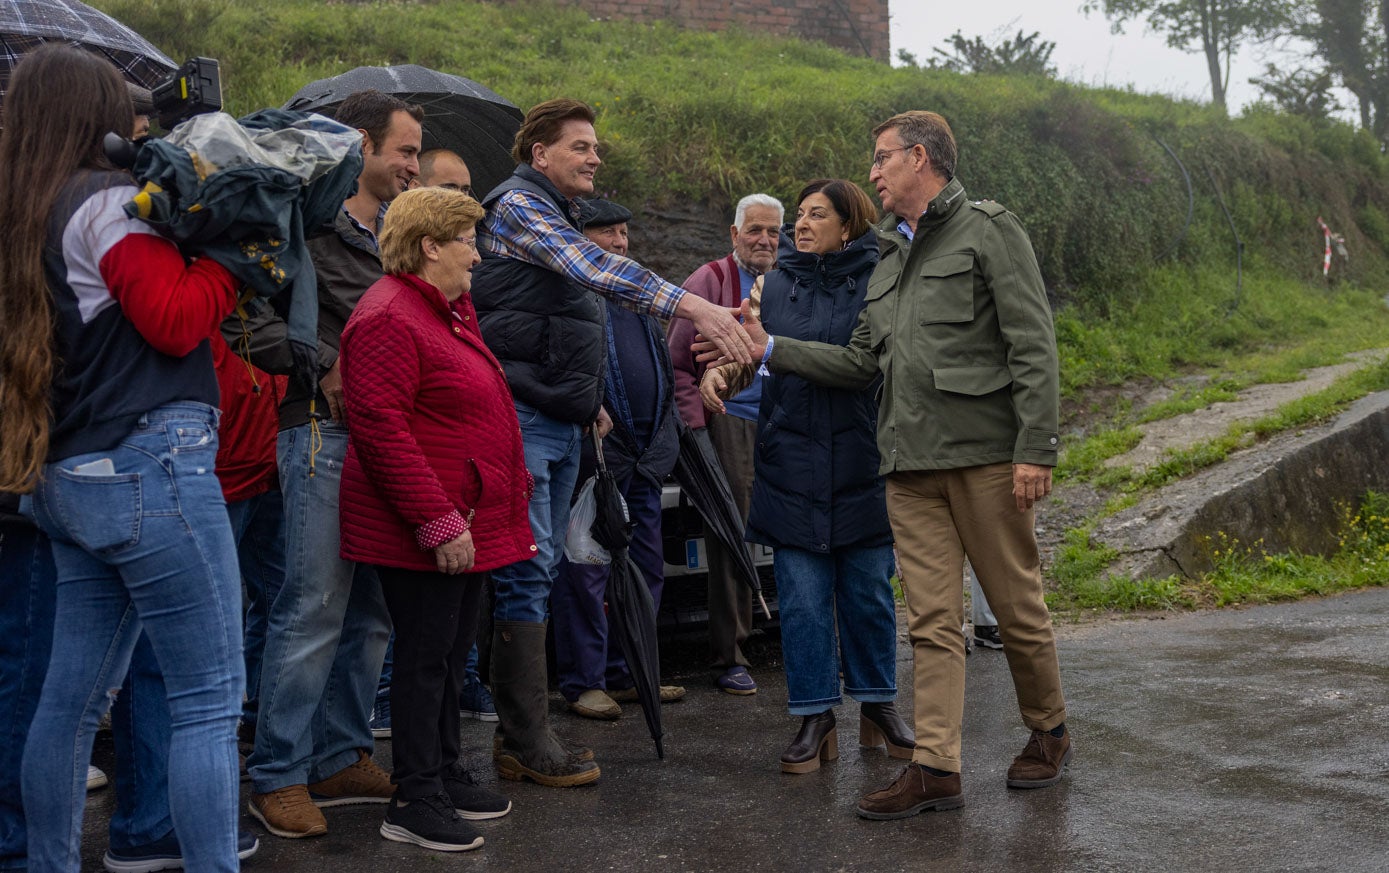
[{"left": 705, "top": 414, "right": 756, "bottom": 669}]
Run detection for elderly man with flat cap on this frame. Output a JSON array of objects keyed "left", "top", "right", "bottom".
[{"left": 550, "top": 198, "right": 685, "bottom": 722}]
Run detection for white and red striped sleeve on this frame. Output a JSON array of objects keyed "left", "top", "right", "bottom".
[{"left": 67, "top": 186, "right": 241, "bottom": 357}]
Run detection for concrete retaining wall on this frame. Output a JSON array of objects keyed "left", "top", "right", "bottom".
[{"left": 1092, "top": 390, "right": 1389, "bottom": 580}]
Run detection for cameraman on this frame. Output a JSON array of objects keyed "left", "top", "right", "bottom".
[{"left": 0, "top": 45, "right": 245, "bottom": 872}]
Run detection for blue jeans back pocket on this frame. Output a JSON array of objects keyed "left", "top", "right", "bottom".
[{"left": 53, "top": 468, "right": 142, "bottom": 553}]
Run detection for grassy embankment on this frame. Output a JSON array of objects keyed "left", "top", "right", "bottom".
[{"left": 97, "top": 0, "right": 1389, "bottom": 612}]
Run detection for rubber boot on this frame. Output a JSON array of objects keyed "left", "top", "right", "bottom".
[{"left": 489, "top": 621, "right": 600, "bottom": 787}]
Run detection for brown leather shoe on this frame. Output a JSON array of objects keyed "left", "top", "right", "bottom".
[
  {"left": 1007, "top": 728, "right": 1073, "bottom": 789},
  {"left": 248, "top": 784, "right": 328, "bottom": 838},
  {"left": 307, "top": 750, "right": 393, "bottom": 806},
  {"left": 609, "top": 685, "right": 687, "bottom": 704},
  {"left": 856, "top": 764, "right": 964, "bottom": 820},
  {"left": 567, "top": 689, "right": 622, "bottom": 720}
]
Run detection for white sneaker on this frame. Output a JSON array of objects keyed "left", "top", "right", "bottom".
[{"left": 87, "top": 765, "right": 108, "bottom": 791}]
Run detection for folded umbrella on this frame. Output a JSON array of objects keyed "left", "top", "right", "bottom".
[
  {"left": 672, "top": 421, "right": 771, "bottom": 619},
  {"left": 588, "top": 432, "right": 665, "bottom": 759}
]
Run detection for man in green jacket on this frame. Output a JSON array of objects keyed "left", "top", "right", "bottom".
[{"left": 744, "top": 110, "right": 1070, "bottom": 819}]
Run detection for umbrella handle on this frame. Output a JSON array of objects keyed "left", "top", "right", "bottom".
[{"left": 593, "top": 428, "right": 607, "bottom": 473}]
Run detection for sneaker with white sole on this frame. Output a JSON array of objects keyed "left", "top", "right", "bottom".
[
  {"left": 102, "top": 827, "right": 259, "bottom": 872},
  {"left": 370, "top": 700, "right": 391, "bottom": 739},
  {"left": 379, "top": 792, "right": 483, "bottom": 852},
  {"left": 973, "top": 625, "right": 1004, "bottom": 650},
  {"left": 87, "top": 765, "right": 108, "bottom": 791},
  {"left": 442, "top": 763, "right": 511, "bottom": 820}
]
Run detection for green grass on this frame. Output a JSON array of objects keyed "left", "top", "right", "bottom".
[
  {"left": 1059, "top": 356, "right": 1389, "bottom": 497},
  {"left": 82, "top": 0, "right": 1389, "bottom": 614},
  {"left": 1049, "top": 492, "right": 1389, "bottom": 617},
  {"left": 92, "top": 0, "right": 1389, "bottom": 308}
]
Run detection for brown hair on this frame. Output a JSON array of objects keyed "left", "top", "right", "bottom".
[
  {"left": 334, "top": 89, "right": 424, "bottom": 155},
  {"left": 872, "top": 111, "right": 957, "bottom": 180},
  {"left": 0, "top": 45, "right": 133, "bottom": 492},
  {"left": 512, "top": 98, "right": 595, "bottom": 164},
  {"left": 380, "top": 187, "right": 486, "bottom": 275},
  {"left": 796, "top": 178, "right": 877, "bottom": 241}
]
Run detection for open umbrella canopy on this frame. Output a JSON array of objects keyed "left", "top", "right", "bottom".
[
  {"left": 0, "top": 0, "right": 175, "bottom": 100},
  {"left": 283, "top": 64, "right": 523, "bottom": 198}
]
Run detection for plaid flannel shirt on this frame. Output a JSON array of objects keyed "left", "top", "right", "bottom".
[{"left": 478, "top": 187, "right": 686, "bottom": 320}]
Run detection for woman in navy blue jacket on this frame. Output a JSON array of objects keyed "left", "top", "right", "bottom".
[{"left": 702, "top": 179, "right": 913, "bottom": 773}]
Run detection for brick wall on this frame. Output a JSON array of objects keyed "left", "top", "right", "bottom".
[{"left": 503, "top": 0, "right": 891, "bottom": 61}]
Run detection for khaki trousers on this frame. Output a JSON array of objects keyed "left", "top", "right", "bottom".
[{"left": 886, "top": 463, "right": 1066, "bottom": 772}]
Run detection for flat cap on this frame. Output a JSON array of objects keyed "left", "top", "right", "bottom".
[{"left": 577, "top": 198, "right": 632, "bottom": 230}]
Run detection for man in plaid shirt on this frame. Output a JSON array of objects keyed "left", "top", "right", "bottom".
[{"left": 470, "top": 98, "right": 751, "bottom": 788}]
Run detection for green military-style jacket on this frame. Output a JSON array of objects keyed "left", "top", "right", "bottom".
[{"left": 768, "top": 177, "right": 1060, "bottom": 475}]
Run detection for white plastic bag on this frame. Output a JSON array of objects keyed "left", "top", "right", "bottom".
[{"left": 564, "top": 476, "right": 611, "bottom": 565}]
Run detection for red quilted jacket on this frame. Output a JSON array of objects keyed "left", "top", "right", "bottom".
[{"left": 338, "top": 273, "right": 536, "bottom": 573}]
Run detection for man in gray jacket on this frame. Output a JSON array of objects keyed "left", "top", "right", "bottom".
[{"left": 741, "top": 110, "right": 1069, "bottom": 819}]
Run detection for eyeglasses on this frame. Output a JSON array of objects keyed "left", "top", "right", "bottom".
[
  {"left": 871, "top": 146, "right": 910, "bottom": 168},
  {"left": 440, "top": 183, "right": 475, "bottom": 197},
  {"left": 453, "top": 236, "right": 478, "bottom": 250}
]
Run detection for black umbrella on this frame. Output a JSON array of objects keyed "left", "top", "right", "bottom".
[
  {"left": 673, "top": 422, "right": 771, "bottom": 619},
  {"left": 283, "top": 64, "right": 523, "bottom": 198},
  {"left": 588, "top": 432, "right": 665, "bottom": 759},
  {"left": 0, "top": 0, "right": 175, "bottom": 101}
]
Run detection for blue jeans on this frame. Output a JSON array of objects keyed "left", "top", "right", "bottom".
[
  {"left": 491, "top": 401, "right": 582, "bottom": 624},
  {"left": 0, "top": 521, "right": 55, "bottom": 871},
  {"left": 774, "top": 544, "right": 898, "bottom": 716},
  {"left": 226, "top": 490, "right": 287, "bottom": 723},
  {"left": 26, "top": 402, "right": 244, "bottom": 873},
  {"left": 108, "top": 635, "right": 173, "bottom": 852},
  {"left": 248, "top": 422, "right": 390, "bottom": 793}
]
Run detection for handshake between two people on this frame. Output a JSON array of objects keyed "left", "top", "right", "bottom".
[{"left": 695, "top": 298, "right": 766, "bottom": 416}]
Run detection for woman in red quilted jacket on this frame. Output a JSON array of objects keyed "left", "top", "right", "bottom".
[{"left": 338, "top": 187, "right": 535, "bottom": 853}]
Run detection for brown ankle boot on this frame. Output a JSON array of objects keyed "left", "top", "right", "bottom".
[{"left": 780, "top": 711, "right": 837, "bottom": 774}]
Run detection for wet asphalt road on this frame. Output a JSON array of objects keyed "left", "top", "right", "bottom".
[{"left": 80, "top": 589, "right": 1389, "bottom": 872}]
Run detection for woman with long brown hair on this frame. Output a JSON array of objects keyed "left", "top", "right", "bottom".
[{"left": 0, "top": 45, "right": 245, "bottom": 871}]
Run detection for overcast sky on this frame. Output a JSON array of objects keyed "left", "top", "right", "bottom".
[{"left": 889, "top": 1, "right": 1335, "bottom": 114}]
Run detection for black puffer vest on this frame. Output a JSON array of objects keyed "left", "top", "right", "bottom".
[{"left": 471, "top": 165, "right": 605, "bottom": 424}]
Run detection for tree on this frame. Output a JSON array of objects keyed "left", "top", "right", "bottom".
[
  {"left": 1249, "top": 64, "right": 1344, "bottom": 119},
  {"left": 930, "top": 30, "right": 1058, "bottom": 77},
  {"left": 1083, "top": 0, "right": 1297, "bottom": 112},
  {"left": 1302, "top": 0, "right": 1389, "bottom": 142}
]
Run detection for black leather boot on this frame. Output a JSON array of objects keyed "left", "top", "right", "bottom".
[
  {"left": 780, "top": 710, "right": 838, "bottom": 774},
  {"left": 860, "top": 701, "right": 915, "bottom": 759}
]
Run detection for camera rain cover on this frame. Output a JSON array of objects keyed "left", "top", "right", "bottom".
[{"left": 124, "top": 108, "right": 365, "bottom": 394}]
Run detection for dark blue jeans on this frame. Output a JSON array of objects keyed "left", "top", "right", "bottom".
[
  {"left": 0, "top": 521, "right": 55, "bottom": 871},
  {"left": 227, "top": 490, "right": 287, "bottom": 723}
]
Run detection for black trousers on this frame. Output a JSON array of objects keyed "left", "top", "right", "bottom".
[{"left": 377, "top": 566, "right": 485, "bottom": 800}]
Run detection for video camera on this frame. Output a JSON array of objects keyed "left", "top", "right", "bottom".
[
  {"left": 150, "top": 57, "right": 222, "bottom": 130},
  {"left": 106, "top": 57, "right": 222, "bottom": 169}
]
